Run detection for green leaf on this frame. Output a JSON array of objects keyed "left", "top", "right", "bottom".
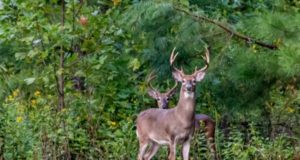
[
  {"left": 0, "top": 64, "right": 7, "bottom": 72},
  {"left": 24, "top": 77, "right": 36, "bottom": 85},
  {"left": 128, "top": 58, "right": 140, "bottom": 71},
  {"left": 56, "top": 68, "right": 64, "bottom": 75},
  {"left": 92, "top": 55, "right": 107, "bottom": 70},
  {"left": 180, "top": 0, "right": 189, "bottom": 6},
  {"left": 15, "top": 52, "right": 26, "bottom": 60},
  {"left": 74, "top": 70, "right": 85, "bottom": 77},
  {"left": 20, "top": 36, "right": 34, "bottom": 44},
  {"left": 82, "top": 39, "right": 96, "bottom": 52},
  {"left": 28, "top": 49, "right": 39, "bottom": 58}
]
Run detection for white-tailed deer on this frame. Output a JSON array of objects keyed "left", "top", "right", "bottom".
[
  {"left": 136, "top": 47, "right": 209, "bottom": 160},
  {"left": 146, "top": 73, "right": 217, "bottom": 160},
  {"left": 146, "top": 72, "right": 178, "bottom": 109}
]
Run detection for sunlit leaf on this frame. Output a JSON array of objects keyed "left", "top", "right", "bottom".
[
  {"left": 128, "top": 58, "right": 140, "bottom": 71},
  {"left": 24, "top": 77, "right": 36, "bottom": 85}
]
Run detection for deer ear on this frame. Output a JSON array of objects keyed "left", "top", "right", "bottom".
[
  {"left": 147, "top": 89, "right": 158, "bottom": 99},
  {"left": 195, "top": 71, "right": 206, "bottom": 82},
  {"left": 172, "top": 71, "right": 183, "bottom": 82}
]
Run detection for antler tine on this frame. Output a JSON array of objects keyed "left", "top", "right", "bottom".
[
  {"left": 167, "top": 80, "right": 178, "bottom": 95},
  {"left": 170, "top": 47, "right": 179, "bottom": 66},
  {"left": 146, "top": 71, "right": 157, "bottom": 91},
  {"left": 170, "top": 47, "right": 184, "bottom": 75},
  {"left": 203, "top": 47, "right": 210, "bottom": 63},
  {"left": 198, "top": 47, "right": 210, "bottom": 72}
]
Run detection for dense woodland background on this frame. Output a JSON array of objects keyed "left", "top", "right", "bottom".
[{"left": 0, "top": 0, "right": 299, "bottom": 159}]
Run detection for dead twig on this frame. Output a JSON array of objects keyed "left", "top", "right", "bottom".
[{"left": 174, "top": 6, "right": 278, "bottom": 50}]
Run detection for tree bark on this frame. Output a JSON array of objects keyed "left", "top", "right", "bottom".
[{"left": 58, "top": 51, "right": 65, "bottom": 111}]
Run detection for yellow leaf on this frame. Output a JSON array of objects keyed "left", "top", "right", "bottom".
[
  {"left": 34, "top": 91, "right": 41, "bottom": 97},
  {"left": 287, "top": 107, "right": 295, "bottom": 113},
  {"left": 31, "top": 99, "right": 37, "bottom": 106},
  {"left": 276, "top": 38, "right": 281, "bottom": 46},
  {"left": 13, "top": 89, "right": 20, "bottom": 97},
  {"left": 61, "top": 108, "right": 67, "bottom": 113},
  {"left": 112, "top": 0, "right": 121, "bottom": 6},
  {"left": 111, "top": 121, "right": 117, "bottom": 126},
  {"left": 8, "top": 95, "right": 14, "bottom": 101},
  {"left": 16, "top": 116, "right": 23, "bottom": 123}
]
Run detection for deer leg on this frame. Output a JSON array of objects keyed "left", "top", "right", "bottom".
[
  {"left": 168, "top": 141, "right": 176, "bottom": 160},
  {"left": 204, "top": 120, "right": 217, "bottom": 160},
  {"left": 143, "top": 143, "right": 153, "bottom": 159},
  {"left": 138, "top": 140, "right": 149, "bottom": 160},
  {"left": 182, "top": 140, "right": 191, "bottom": 160},
  {"left": 143, "top": 141, "right": 154, "bottom": 159},
  {"left": 195, "top": 114, "right": 217, "bottom": 159},
  {"left": 144, "top": 142, "right": 160, "bottom": 160},
  {"left": 207, "top": 137, "right": 217, "bottom": 160},
  {"left": 166, "top": 145, "right": 170, "bottom": 157}
]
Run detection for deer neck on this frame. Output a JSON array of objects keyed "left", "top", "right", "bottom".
[{"left": 175, "top": 86, "right": 196, "bottom": 122}]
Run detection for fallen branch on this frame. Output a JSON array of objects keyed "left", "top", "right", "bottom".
[{"left": 174, "top": 6, "right": 278, "bottom": 50}]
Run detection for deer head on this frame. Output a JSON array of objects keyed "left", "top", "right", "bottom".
[
  {"left": 146, "top": 71, "right": 178, "bottom": 109},
  {"left": 170, "top": 47, "right": 209, "bottom": 98}
]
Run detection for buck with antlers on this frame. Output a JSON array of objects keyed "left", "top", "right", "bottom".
[
  {"left": 136, "top": 47, "right": 210, "bottom": 160},
  {"left": 146, "top": 72, "right": 217, "bottom": 159}
]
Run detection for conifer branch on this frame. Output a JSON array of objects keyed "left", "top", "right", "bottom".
[{"left": 174, "top": 6, "right": 279, "bottom": 50}]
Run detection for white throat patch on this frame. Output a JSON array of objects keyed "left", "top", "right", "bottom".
[{"left": 184, "top": 92, "right": 194, "bottom": 98}]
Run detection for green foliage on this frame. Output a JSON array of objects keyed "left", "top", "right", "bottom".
[
  {"left": 219, "top": 124, "right": 295, "bottom": 160},
  {"left": 0, "top": 0, "right": 299, "bottom": 159}
]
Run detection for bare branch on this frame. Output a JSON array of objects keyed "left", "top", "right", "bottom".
[{"left": 174, "top": 6, "right": 279, "bottom": 50}]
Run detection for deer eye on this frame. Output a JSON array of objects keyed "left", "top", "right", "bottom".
[
  {"left": 166, "top": 97, "right": 169, "bottom": 100},
  {"left": 182, "top": 80, "right": 186, "bottom": 83}
]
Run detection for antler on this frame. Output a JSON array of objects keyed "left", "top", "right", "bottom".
[
  {"left": 197, "top": 47, "right": 210, "bottom": 72},
  {"left": 170, "top": 47, "right": 184, "bottom": 75},
  {"left": 166, "top": 80, "right": 178, "bottom": 95},
  {"left": 146, "top": 71, "right": 157, "bottom": 91},
  {"left": 170, "top": 47, "right": 178, "bottom": 66}
]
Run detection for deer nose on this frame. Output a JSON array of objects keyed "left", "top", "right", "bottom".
[
  {"left": 161, "top": 99, "right": 168, "bottom": 109},
  {"left": 162, "top": 104, "right": 168, "bottom": 109},
  {"left": 186, "top": 83, "right": 192, "bottom": 91}
]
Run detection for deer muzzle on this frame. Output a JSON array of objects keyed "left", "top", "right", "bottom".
[
  {"left": 186, "top": 83, "right": 193, "bottom": 91},
  {"left": 161, "top": 99, "right": 168, "bottom": 109}
]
